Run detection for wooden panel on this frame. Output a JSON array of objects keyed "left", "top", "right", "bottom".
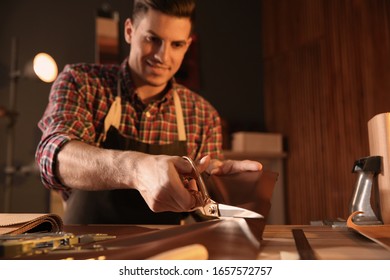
[{"left": 262, "top": 0, "right": 390, "bottom": 224}]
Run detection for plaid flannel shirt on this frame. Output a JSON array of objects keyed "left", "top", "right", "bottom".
[{"left": 35, "top": 59, "right": 223, "bottom": 200}]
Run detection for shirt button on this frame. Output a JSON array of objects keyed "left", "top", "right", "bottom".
[{"left": 145, "top": 112, "right": 151, "bottom": 118}]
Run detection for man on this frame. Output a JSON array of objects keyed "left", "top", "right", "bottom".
[{"left": 35, "top": 0, "right": 262, "bottom": 224}]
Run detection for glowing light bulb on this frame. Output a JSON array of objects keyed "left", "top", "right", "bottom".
[{"left": 33, "top": 53, "right": 58, "bottom": 83}]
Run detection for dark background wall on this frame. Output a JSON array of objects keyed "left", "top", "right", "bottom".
[{"left": 0, "top": 0, "right": 264, "bottom": 213}]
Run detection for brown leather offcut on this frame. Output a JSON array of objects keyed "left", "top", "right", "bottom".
[
  {"left": 19, "top": 218, "right": 262, "bottom": 260},
  {"left": 207, "top": 169, "right": 279, "bottom": 221},
  {"left": 0, "top": 213, "right": 63, "bottom": 235}
]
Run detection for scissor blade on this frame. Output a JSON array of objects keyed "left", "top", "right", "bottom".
[{"left": 218, "top": 204, "right": 263, "bottom": 219}]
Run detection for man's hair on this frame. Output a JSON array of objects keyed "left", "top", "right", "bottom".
[{"left": 132, "top": 0, "right": 196, "bottom": 28}]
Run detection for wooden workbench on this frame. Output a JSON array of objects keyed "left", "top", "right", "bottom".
[
  {"left": 4, "top": 221, "right": 389, "bottom": 260},
  {"left": 260, "top": 225, "right": 390, "bottom": 260}
]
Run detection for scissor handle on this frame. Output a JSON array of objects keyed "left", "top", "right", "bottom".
[
  {"left": 182, "top": 156, "right": 210, "bottom": 203},
  {"left": 182, "top": 156, "right": 220, "bottom": 218}
]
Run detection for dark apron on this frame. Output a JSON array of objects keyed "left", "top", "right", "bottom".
[{"left": 63, "top": 83, "right": 188, "bottom": 225}]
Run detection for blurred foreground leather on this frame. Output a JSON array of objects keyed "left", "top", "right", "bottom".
[
  {"left": 18, "top": 219, "right": 262, "bottom": 260},
  {"left": 206, "top": 169, "right": 279, "bottom": 221}
]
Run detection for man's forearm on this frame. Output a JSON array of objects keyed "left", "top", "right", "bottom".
[
  {"left": 55, "top": 140, "right": 198, "bottom": 212},
  {"left": 56, "top": 140, "right": 141, "bottom": 191}
]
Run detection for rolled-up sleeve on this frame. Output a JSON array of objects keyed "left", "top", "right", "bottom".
[
  {"left": 35, "top": 133, "right": 75, "bottom": 199},
  {"left": 35, "top": 65, "right": 101, "bottom": 200}
]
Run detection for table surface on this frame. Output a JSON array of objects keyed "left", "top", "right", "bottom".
[
  {"left": 4, "top": 223, "right": 390, "bottom": 260},
  {"left": 260, "top": 224, "right": 390, "bottom": 260},
  {"left": 61, "top": 223, "right": 390, "bottom": 260}
]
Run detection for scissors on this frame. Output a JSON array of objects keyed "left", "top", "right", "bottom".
[{"left": 182, "top": 156, "right": 263, "bottom": 219}]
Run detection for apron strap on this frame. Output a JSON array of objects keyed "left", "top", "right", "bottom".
[
  {"left": 99, "top": 80, "right": 122, "bottom": 144},
  {"left": 99, "top": 81, "right": 187, "bottom": 144},
  {"left": 173, "top": 89, "right": 187, "bottom": 141}
]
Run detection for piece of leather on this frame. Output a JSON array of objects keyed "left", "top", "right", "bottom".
[
  {"left": 347, "top": 211, "right": 390, "bottom": 251},
  {"left": 0, "top": 213, "right": 63, "bottom": 235},
  {"left": 17, "top": 218, "right": 264, "bottom": 260},
  {"left": 207, "top": 169, "right": 279, "bottom": 220}
]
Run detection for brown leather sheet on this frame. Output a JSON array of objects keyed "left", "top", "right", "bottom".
[
  {"left": 347, "top": 211, "right": 390, "bottom": 251},
  {"left": 0, "top": 213, "right": 63, "bottom": 235},
  {"left": 18, "top": 218, "right": 264, "bottom": 260},
  {"left": 207, "top": 170, "right": 278, "bottom": 220}
]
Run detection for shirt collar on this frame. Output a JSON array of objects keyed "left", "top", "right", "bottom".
[{"left": 119, "top": 58, "right": 177, "bottom": 105}]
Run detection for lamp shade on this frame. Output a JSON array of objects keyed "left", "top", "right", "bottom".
[{"left": 23, "top": 52, "right": 58, "bottom": 83}]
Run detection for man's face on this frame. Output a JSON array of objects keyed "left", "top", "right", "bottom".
[{"left": 125, "top": 9, "right": 192, "bottom": 93}]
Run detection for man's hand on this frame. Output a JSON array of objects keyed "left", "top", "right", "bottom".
[
  {"left": 207, "top": 158, "right": 262, "bottom": 175},
  {"left": 132, "top": 155, "right": 262, "bottom": 212},
  {"left": 132, "top": 154, "right": 210, "bottom": 213}
]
